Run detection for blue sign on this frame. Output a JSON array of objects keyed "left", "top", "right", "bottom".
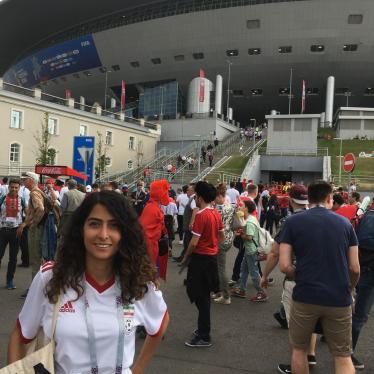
[
  {"left": 73, "top": 136, "right": 95, "bottom": 185},
  {"left": 4, "top": 35, "right": 102, "bottom": 87}
]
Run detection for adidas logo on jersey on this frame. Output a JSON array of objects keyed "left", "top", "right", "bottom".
[{"left": 59, "top": 301, "right": 75, "bottom": 313}]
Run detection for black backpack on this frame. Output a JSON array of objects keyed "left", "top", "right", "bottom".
[{"left": 356, "top": 209, "right": 374, "bottom": 250}]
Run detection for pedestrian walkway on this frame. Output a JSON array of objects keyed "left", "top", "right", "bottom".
[{"left": 0, "top": 244, "right": 373, "bottom": 373}]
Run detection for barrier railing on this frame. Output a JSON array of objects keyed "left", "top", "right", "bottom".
[{"left": 260, "top": 147, "right": 329, "bottom": 157}]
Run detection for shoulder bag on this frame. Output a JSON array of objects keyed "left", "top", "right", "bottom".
[{"left": 0, "top": 296, "right": 61, "bottom": 374}]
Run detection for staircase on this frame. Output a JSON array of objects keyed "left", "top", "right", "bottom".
[{"left": 98, "top": 131, "right": 263, "bottom": 187}]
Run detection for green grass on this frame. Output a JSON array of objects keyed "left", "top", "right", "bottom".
[
  {"left": 215, "top": 156, "right": 250, "bottom": 175},
  {"left": 318, "top": 138, "right": 374, "bottom": 175}
]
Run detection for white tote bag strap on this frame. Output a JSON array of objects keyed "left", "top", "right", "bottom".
[{"left": 51, "top": 295, "right": 61, "bottom": 339}]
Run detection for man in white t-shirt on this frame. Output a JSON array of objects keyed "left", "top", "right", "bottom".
[
  {"left": 226, "top": 181, "right": 240, "bottom": 207},
  {"left": 58, "top": 179, "right": 70, "bottom": 203},
  {"left": 176, "top": 185, "right": 189, "bottom": 244}
]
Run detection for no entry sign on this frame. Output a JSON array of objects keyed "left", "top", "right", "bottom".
[{"left": 343, "top": 153, "right": 356, "bottom": 173}]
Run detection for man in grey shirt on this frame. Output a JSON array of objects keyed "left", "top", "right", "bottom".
[{"left": 59, "top": 179, "right": 85, "bottom": 236}]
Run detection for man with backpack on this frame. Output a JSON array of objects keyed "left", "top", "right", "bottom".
[
  {"left": 0, "top": 179, "right": 26, "bottom": 290},
  {"left": 351, "top": 206, "right": 374, "bottom": 370},
  {"left": 231, "top": 199, "right": 268, "bottom": 302}
]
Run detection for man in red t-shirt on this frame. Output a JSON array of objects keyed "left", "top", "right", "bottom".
[
  {"left": 182, "top": 181, "right": 224, "bottom": 348},
  {"left": 333, "top": 193, "right": 358, "bottom": 222}
]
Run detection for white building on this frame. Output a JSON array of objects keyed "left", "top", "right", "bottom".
[{"left": 0, "top": 79, "right": 160, "bottom": 178}]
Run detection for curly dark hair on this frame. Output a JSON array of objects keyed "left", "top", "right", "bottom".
[{"left": 46, "top": 191, "right": 157, "bottom": 304}]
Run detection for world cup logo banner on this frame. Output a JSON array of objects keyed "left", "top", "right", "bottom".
[{"left": 199, "top": 69, "right": 205, "bottom": 103}]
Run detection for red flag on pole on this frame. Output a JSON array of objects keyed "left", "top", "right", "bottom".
[
  {"left": 65, "top": 89, "right": 72, "bottom": 99},
  {"left": 199, "top": 69, "right": 205, "bottom": 103},
  {"left": 121, "top": 80, "right": 126, "bottom": 112},
  {"left": 301, "top": 80, "right": 306, "bottom": 114}
]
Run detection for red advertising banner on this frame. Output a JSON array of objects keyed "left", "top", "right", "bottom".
[
  {"left": 301, "top": 80, "right": 306, "bottom": 114},
  {"left": 199, "top": 69, "right": 205, "bottom": 103},
  {"left": 34, "top": 165, "right": 88, "bottom": 180},
  {"left": 121, "top": 80, "right": 126, "bottom": 111}
]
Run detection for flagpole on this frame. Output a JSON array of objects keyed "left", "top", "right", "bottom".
[
  {"left": 301, "top": 80, "right": 306, "bottom": 114},
  {"left": 288, "top": 68, "right": 293, "bottom": 115}
]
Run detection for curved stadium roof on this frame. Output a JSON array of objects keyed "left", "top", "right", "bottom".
[{"left": 2, "top": 0, "right": 374, "bottom": 122}]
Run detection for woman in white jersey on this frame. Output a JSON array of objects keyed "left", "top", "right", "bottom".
[{"left": 7, "top": 191, "right": 169, "bottom": 373}]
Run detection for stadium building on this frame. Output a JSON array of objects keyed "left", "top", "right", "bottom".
[{"left": 1, "top": 0, "right": 374, "bottom": 125}]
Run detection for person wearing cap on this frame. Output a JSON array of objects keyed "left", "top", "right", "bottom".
[
  {"left": 121, "top": 184, "right": 129, "bottom": 197},
  {"left": 17, "top": 172, "right": 46, "bottom": 281},
  {"left": 44, "top": 179, "right": 60, "bottom": 205},
  {"left": 59, "top": 179, "right": 85, "bottom": 238},
  {"left": 259, "top": 184, "right": 316, "bottom": 373},
  {"left": 279, "top": 181, "right": 360, "bottom": 374}
]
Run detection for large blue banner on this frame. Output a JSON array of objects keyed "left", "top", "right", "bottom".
[
  {"left": 4, "top": 35, "right": 102, "bottom": 87},
  {"left": 72, "top": 136, "right": 95, "bottom": 185}
]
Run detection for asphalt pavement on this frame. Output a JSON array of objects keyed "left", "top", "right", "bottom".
[{"left": 0, "top": 243, "right": 373, "bottom": 373}]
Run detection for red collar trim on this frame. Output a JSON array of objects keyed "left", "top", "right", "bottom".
[{"left": 85, "top": 273, "right": 115, "bottom": 293}]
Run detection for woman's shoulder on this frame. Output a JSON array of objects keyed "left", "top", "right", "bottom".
[{"left": 39, "top": 261, "right": 55, "bottom": 280}]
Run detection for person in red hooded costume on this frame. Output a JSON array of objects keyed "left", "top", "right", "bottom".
[{"left": 140, "top": 179, "right": 170, "bottom": 280}]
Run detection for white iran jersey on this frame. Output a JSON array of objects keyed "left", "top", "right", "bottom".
[{"left": 18, "top": 263, "right": 167, "bottom": 374}]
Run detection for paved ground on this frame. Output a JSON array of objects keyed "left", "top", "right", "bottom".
[{"left": 0, "top": 243, "right": 373, "bottom": 373}]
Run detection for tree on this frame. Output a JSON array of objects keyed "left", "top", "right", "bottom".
[
  {"left": 34, "top": 112, "right": 52, "bottom": 165},
  {"left": 95, "top": 131, "right": 108, "bottom": 179}
]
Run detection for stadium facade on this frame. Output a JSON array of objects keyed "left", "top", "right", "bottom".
[{"left": 1, "top": 0, "right": 374, "bottom": 124}]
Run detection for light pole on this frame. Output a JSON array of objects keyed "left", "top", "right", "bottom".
[
  {"left": 160, "top": 86, "right": 166, "bottom": 119},
  {"left": 288, "top": 68, "right": 293, "bottom": 115},
  {"left": 334, "top": 137, "right": 343, "bottom": 185},
  {"left": 226, "top": 60, "right": 232, "bottom": 121},
  {"left": 344, "top": 91, "right": 351, "bottom": 107},
  {"left": 104, "top": 69, "right": 112, "bottom": 111}
]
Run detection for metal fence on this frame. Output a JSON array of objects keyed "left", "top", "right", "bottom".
[{"left": 259, "top": 147, "right": 329, "bottom": 157}]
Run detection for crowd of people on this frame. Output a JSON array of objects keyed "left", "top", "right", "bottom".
[{"left": 0, "top": 172, "right": 373, "bottom": 373}]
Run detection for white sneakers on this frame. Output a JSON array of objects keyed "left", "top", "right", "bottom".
[{"left": 213, "top": 296, "right": 231, "bottom": 305}]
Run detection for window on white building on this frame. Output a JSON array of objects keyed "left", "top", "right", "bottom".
[
  {"left": 48, "top": 117, "right": 58, "bottom": 135},
  {"left": 79, "top": 124, "right": 88, "bottom": 136},
  {"left": 10, "top": 143, "right": 20, "bottom": 162},
  {"left": 10, "top": 109, "right": 23, "bottom": 129},
  {"left": 105, "top": 131, "right": 113, "bottom": 145},
  {"left": 128, "top": 136, "right": 135, "bottom": 150},
  {"left": 128, "top": 160, "right": 133, "bottom": 169}
]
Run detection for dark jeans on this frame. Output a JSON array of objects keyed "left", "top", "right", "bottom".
[
  {"left": 180, "top": 230, "right": 192, "bottom": 258},
  {"left": 19, "top": 227, "right": 29, "bottom": 266},
  {"left": 232, "top": 243, "right": 262, "bottom": 281},
  {"left": 352, "top": 267, "right": 374, "bottom": 350},
  {"left": 0, "top": 227, "right": 19, "bottom": 282},
  {"left": 232, "top": 242, "right": 244, "bottom": 282},
  {"left": 195, "top": 296, "right": 211, "bottom": 341},
  {"left": 260, "top": 210, "right": 266, "bottom": 228},
  {"left": 177, "top": 215, "right": 184, "bottom": 241},
  {"left": 281, "top": 207, "right": 288, "bottom": 218},
  {"left": 265, "top": 211, "right": 278, "bottom": 235}
]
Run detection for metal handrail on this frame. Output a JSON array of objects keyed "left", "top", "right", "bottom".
[{"left": 260, "top": 147, "right": 329, "bottom": 157}]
